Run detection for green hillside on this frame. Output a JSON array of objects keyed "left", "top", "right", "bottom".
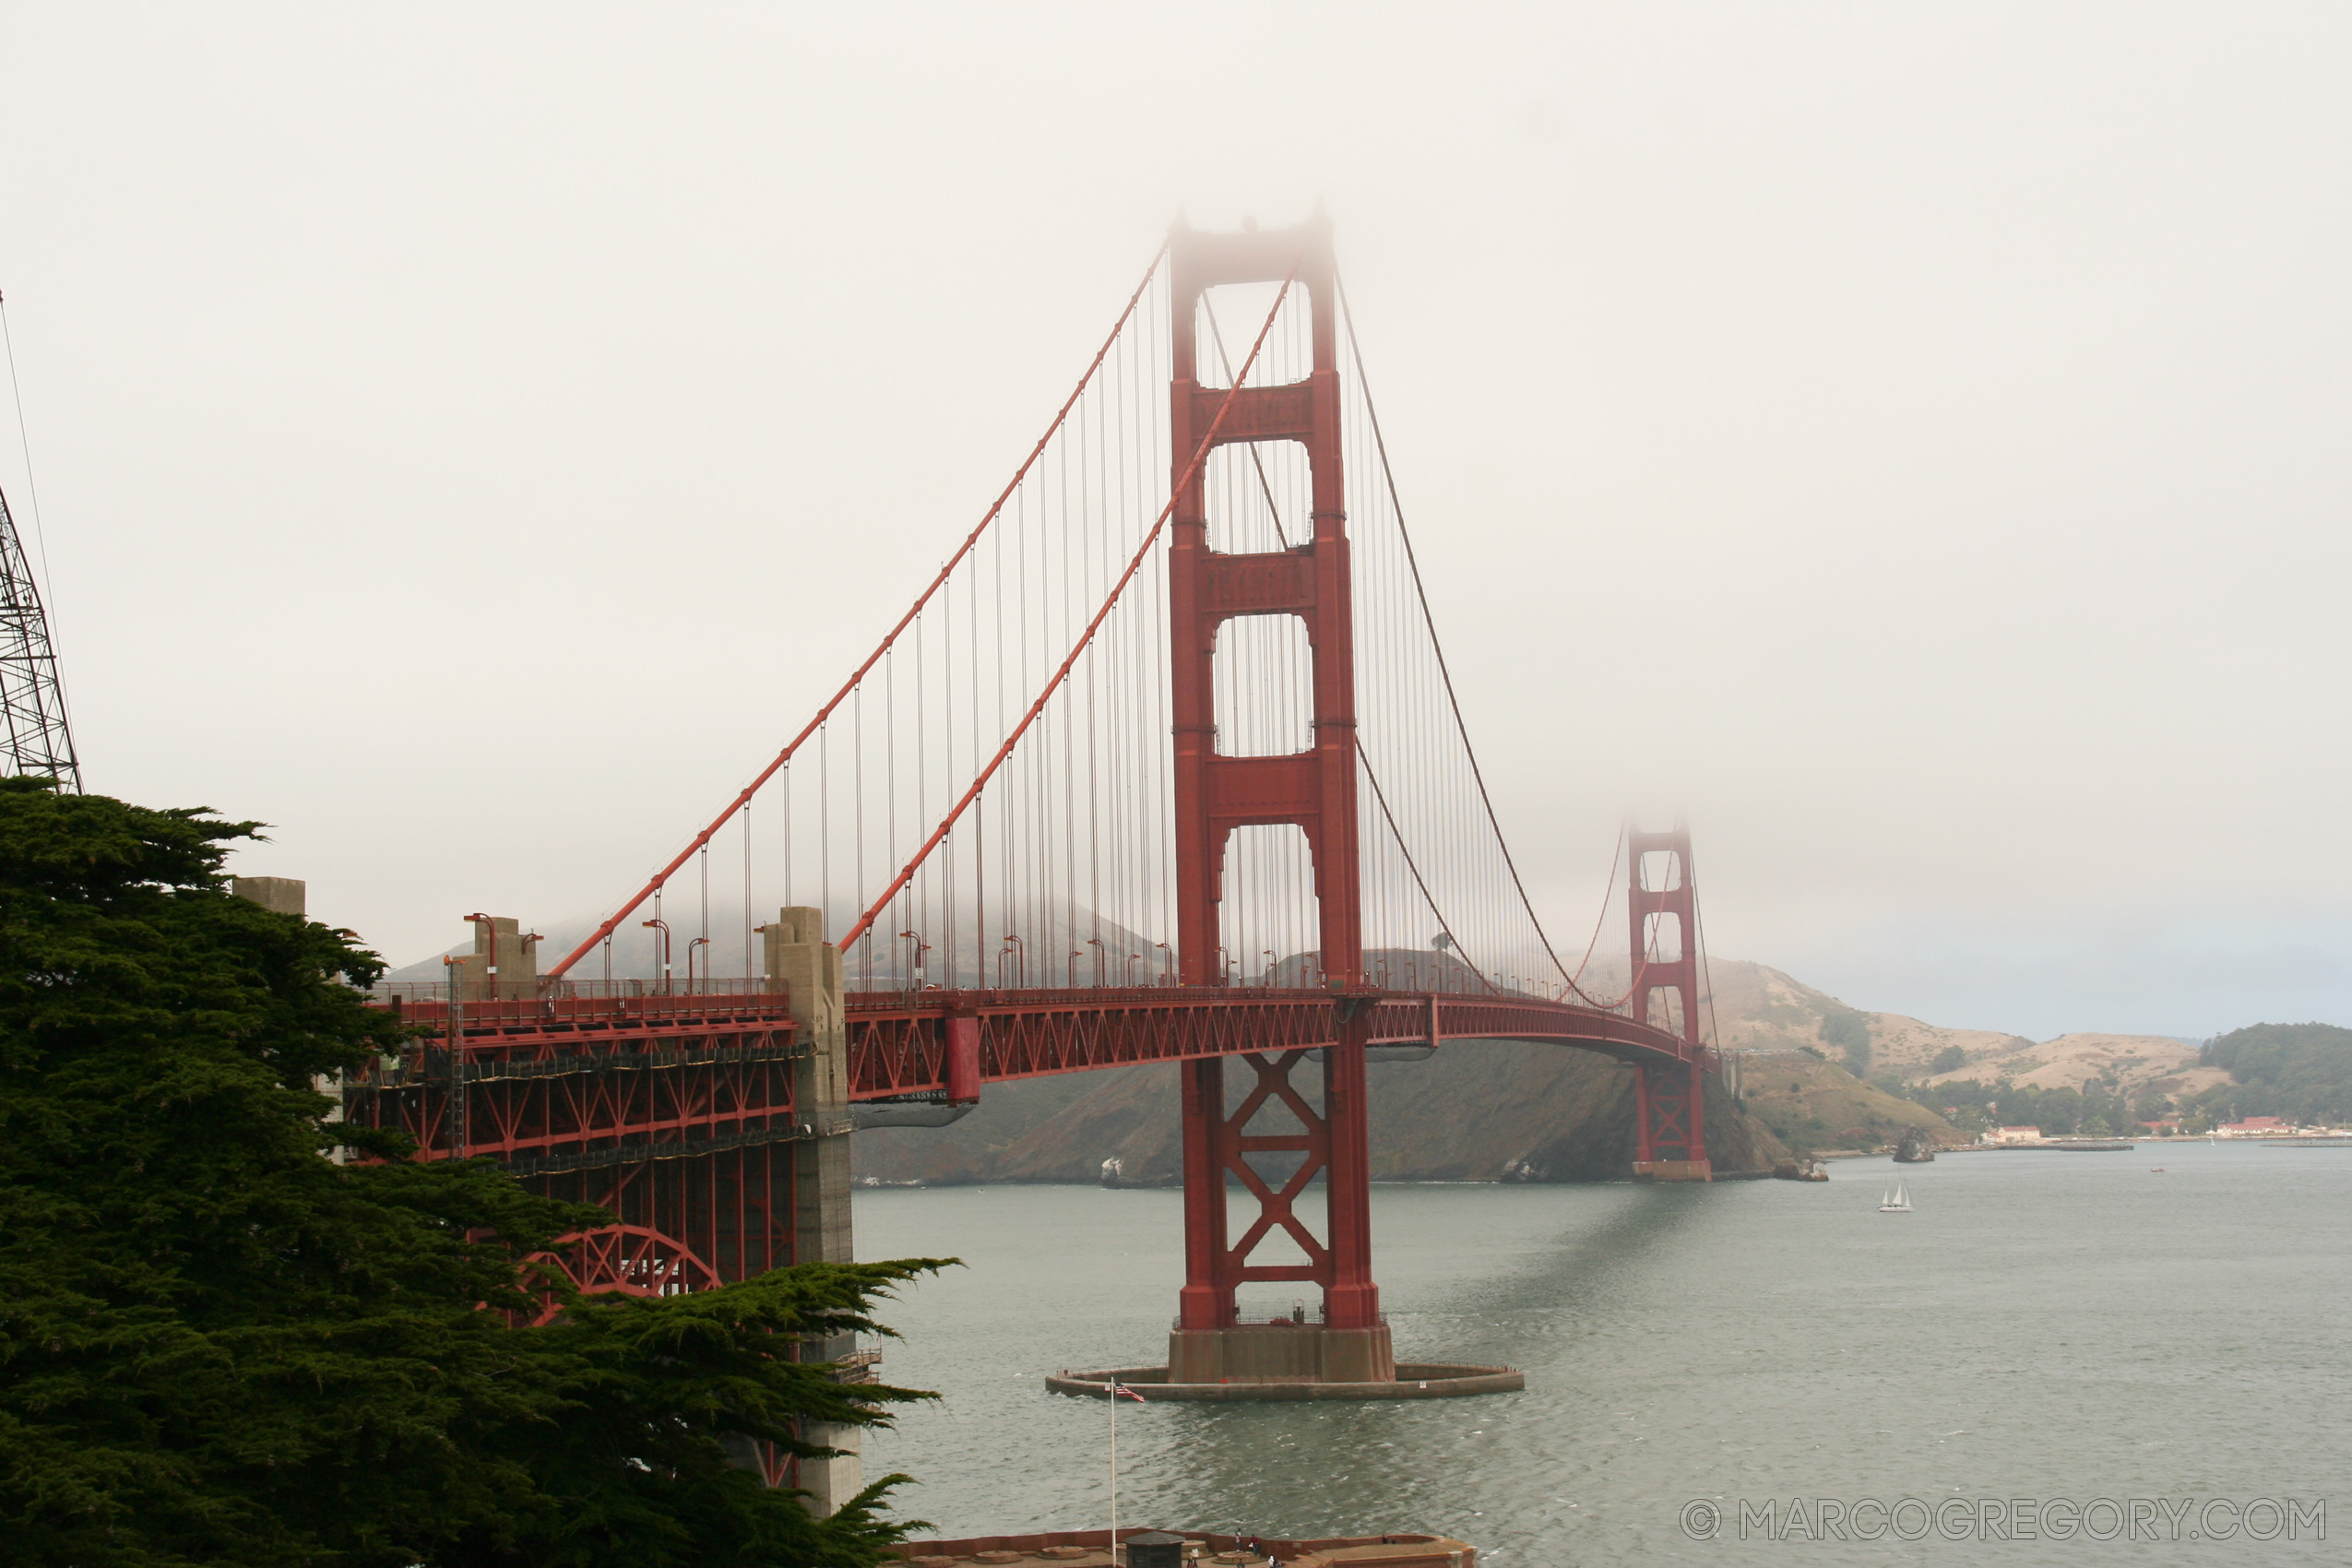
[
  {"left": 2188, "top": 1022, "right": 2352, "bottom": 1125},
  {"left": 1735, "top": 1049, "right": 1963, "bottom": 1154}
]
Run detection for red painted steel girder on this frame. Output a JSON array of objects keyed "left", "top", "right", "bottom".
[
  {"left": 350, "top": 985, "right": 1708, "bottom": 1158},
  {"left": 384, "top": 993, "right": 800, "bottom": 1064},
  {"left": 845, "top": 987, "right": 1341, "bottom": 1098},
  {"left": 843, "top": 985, "right": 1708, "bottom": 1100},
  {"left": 1366, "top": 994, "right": 1713, "bottom": 1068},
  {"left": 347, "top": 1006, "right": 799, "bottom": 1168},
  {"left": 457, "top": 1043, "right": 796, "bottom": 1168}
]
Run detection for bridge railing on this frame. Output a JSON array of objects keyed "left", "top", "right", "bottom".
[
  {"left": 374, "top": 977, "right": 792, "bottom": 1004},
  {"left": 366, "top": 979, "right": 799, "bottom": 1037}
]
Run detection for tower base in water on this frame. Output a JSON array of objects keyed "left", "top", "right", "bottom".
[
  {"left": 1168, "top": 1321, "right": 1394, "bottom": 1384},
  {"left": 1047, "top": 1360, "right": 1521, "bottom": 1402}
]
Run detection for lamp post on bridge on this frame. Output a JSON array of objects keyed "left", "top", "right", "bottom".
[
  {"left": 1001, "top": 933, "right": 1024, "bottom": 988},
  {"left": 686, "top": 935, "right": 710, "bottom": 993},
  {"left": 438, "top": 953, "right": 468, "bottom": 1158},
  {"left": 1087, "top": 935, "right": 1108, "bottom": 987},
  {"left": 463, "top": 912, "right": 500, "bottom": 1000},
  {"left": 1154, "top": 942, "right": 1171, "bottom": 985},
  {"left": 641, "top": 918, "right": 671, "bottom": 994},
  {"left": 897, "top": 929, "right": 930, "bottom": 992}
]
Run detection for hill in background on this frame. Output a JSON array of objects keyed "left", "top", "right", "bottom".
[{"left": 852, "top": 1039, "right": 1794, "bottom": 1185}]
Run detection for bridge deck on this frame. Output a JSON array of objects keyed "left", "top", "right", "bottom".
[
  {"left": 844, "top": 986, "right": 1705, "bottom": 1099},
  {"left": 349, "top": 984, "right": 1703, "bottom": 1166}
]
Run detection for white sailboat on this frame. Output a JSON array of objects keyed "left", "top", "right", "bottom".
[{"left": 1879, "top": 1181, "right": 1912, "bottom": 1212}]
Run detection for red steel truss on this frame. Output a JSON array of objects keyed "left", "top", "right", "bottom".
[
  {"left": 847, "top": 986, "right": 1343, "bottom": 1097},
  {"left": 842, "top": 985, "right": 1707, "bottom": 1099},
  {"left": 1194, "top": 1050, "right": 1335, "bottom": 1288},
  {"left": 346, "top": 991, "right": 804, "bottom": 1290}
]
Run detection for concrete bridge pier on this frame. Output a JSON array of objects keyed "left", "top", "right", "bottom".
[
  {"left": 1633, "top": 1057, "right": 1713, "bottom": 1182},
  {"left": 764, "top": 907, "right": 861, "bottom": 1514}
]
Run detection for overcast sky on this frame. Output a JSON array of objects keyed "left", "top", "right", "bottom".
[{"left": 2, "top": 4, "right": 2346, "bottom": 1039}]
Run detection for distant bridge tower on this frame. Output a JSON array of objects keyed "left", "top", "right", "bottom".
[
  {"left": 0, "top": 487, "right": 77, "bottom": 791},
  {"left": 1628, "top": 822, "right": 1710, "bottom": 1180}
]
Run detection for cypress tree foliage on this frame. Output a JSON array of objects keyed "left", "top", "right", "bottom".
[{"left": 0, "top": 779, "right": 944, "bottom": 1567}]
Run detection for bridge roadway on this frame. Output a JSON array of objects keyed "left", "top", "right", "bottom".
[
  {"left": 359, "top": 982, "right": 1707, "bottom": 1170},
  {"left": 846, "top": 983, "right": 1708, "bottom": 1097}
]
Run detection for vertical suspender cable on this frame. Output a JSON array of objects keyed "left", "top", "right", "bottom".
[
  {"left": 545, "top": 245, "right": 1168, "bottom": 978},
  {"left": 842, "top": 267, "right": 1301, "bottom": 950},
  {"left": 1336, "top": 270, "right": 1618, "bottom": 1007}
]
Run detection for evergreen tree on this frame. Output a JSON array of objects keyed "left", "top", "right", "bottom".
[{"left": 0, "top": 780, "right": 943, "bottom": 1567}]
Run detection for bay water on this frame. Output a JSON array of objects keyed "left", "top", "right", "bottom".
[{"left": 858, "top": 1140, "right": 2347, "bottom": 1565}]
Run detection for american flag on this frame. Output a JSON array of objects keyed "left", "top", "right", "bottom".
[{"left": 1109, "top": 1380, "right": 1147, "bottom": 1402}]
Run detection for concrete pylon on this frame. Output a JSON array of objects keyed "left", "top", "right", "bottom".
[
  {"left": 231, "top": 876, "right": 346, "bottom": 1158},
  {"left": 762, "top": 906, "right": 860, "bottom": 1514},
  {"left": 231, "top": 875, "right": 306, "bottom": 917},
  {"left": 447, "top": 915, "right": 540, "bottom": 1001}
]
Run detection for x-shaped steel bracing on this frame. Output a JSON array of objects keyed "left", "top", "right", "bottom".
[{"left": 1219, "top": 1050, "right": 1333, "bottom": 1284}]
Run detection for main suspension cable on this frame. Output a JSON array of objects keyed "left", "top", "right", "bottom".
[
  {"left": 1566, "top": 820, "right": 1629, "bottom": 1004},
  {"left": 1336, "top": 267, "right": 1616, "bottom": 1009},
  {"left": 842, "top": 263, "right": 1305, "bottom": 950},
  {"left": 1356, "top": 739, "right": 1496, "bottom": 993},
  {"left": 549, "top": 243, "right": 1170, "bottom": 978}
]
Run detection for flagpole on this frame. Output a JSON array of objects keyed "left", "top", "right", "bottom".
[{"left": 1109, "top": 1380, "right": 1119, "bottom": 1564}]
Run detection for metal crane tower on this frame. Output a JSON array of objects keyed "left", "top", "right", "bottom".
[{"left": 0, "top": 486, "right": 78, "bottom": 790}]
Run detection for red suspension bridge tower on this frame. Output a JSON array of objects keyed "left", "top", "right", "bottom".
[
  {"left": 1165, "top": 216, "right": 1389, "bottom": 1384},
  {"left": 1628, "top": 823, "right": 1710, "bottom": 1181}
]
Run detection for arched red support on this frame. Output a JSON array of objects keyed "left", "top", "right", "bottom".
[{"left": 521, "top": 1222, "right": 724, "bottom": 1325}]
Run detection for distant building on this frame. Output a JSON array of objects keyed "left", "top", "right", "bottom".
[
  {"left": 1986, "top": 1125, "right": 2043, "bottom": 1145},
  {"left": 2215, "top": 1116, "right": 2290, "bottom": 1138}
]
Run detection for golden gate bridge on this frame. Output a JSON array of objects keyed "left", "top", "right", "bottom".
[{"left": 349, "top": 215, "right": 1724, "bottom": 1491}]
